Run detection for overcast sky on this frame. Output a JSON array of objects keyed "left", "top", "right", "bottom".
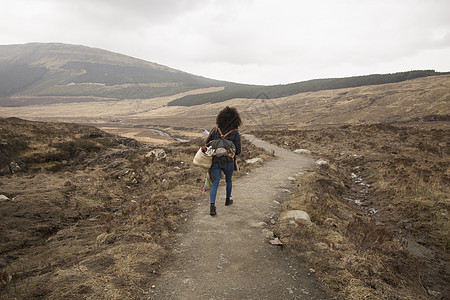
[{"left": 1, "top": 0, "right": 449, "bottom": 85}]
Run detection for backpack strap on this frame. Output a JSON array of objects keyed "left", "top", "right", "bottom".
[
  {"left": 204, "top": 128, "right": 215, "bottom": 146},
  {"left": 217, "top": 128, "right": 234, "bottom": 138}
]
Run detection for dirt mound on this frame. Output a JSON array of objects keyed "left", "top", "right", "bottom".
[{"left": 0, "top": 117, "right": 138, "bottom": 175}]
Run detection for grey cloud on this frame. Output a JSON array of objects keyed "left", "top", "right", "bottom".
[{"left": 1, "top": 0, "right": 449, "bottom": 85}]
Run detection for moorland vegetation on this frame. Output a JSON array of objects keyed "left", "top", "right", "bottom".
[
  {"left": 0, "top": 117, "right": 270, "bottom": 298},
  {"left": 1, "top": 44, "right": 447, "bottom": 107},
  {"left": 1, "top": 42, "right": 449, "bottom": 299},
  {"left": 256, "top": 123, "right": 449, "bottom": 299}
]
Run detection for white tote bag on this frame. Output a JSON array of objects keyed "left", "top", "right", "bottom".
[{"left": 193, "top": 146, "right": 213, "bottom": 168}]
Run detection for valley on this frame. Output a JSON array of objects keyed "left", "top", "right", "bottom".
[
  {"left": 1, "top": 74, "right": 449, "bottom": 145},
  {"left": 0, "top": 43, "right": 449, "bottom": 299}
]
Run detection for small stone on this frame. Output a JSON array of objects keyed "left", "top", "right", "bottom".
[
  {"left": 368, "top": 208, "right": 378, "bottom": 215},
  {"left": 151, "top": 285, "right": 156, "bottom": 289},
  {"left": 294, "top": 149, "right": 311, "bottom": 154},
  {"left": 308, "top": 268, "right": 316, "bottom": 275},
  {"left": 270, "top": 238, "right": 283, "bottom": 245},
  {"left": 315, "top": 159, "right": 328, "bottom": 165},
  {"left": 0, "top": 195, "right": 9, "bottom": 202},
  {"left": 9, "top": 162, "right": 21, "bottom": 173},
  {"left": 246, "top": 158, "right": 263, "bottom": 164}
]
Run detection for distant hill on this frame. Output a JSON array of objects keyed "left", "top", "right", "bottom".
[
  {"left": 0, "top": 43, "right": 226, "bottom": 105},
  {"left": 167, "top": 70, "right": 448, "bottom": 106},
  {"left": 0, "top": 43, "right": 447, "bottom": 107}
]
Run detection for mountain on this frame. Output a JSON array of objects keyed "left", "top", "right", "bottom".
[
  {"left": 0, "top": 43, "right": 447, "bottom": 108},
  {"left": 0, "top": 43, "right": 226, "bottom": 105}
]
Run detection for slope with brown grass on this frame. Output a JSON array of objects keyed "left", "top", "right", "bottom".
[
  {"left": 0, "top": 118, "right": 270, "bottom": 299},
  {"left": 255, "top": 123, "right": 449, "bottom": 299}
]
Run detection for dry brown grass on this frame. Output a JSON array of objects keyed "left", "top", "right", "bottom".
[
  {"left": 1, "top": 75, "right": 448, "bottom": 298},
  {"left": 1, "top": 75, "right": 448, "bottom": 140},
  {"left": 0, "top": 118, "right": 270, "bottom": 299},
  {"left": 257, "top": 123, "right": 449, "bottom": 299}
]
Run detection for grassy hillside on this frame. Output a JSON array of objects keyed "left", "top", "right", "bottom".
[
  {"left": 0, "top": 64, "right": 47, "bottom": 97},
  {"left": 167, "top": 70, "right": 447, "bottom": 106},
  {"left": 256, "top": 123, "right": 449, "bottom": 298},
  {"left": 1, "top": 43, "right": 447, "bottom": 108},
  {"left": 0, "top": 43, "right": 225, "bottom": 103}
]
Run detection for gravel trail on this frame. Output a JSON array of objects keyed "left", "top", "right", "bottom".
[{"left": 150, "top": 135, "right": 328, "bottom": 299}]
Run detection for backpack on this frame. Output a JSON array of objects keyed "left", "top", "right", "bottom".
[{"left": 209, "top": 128, "right": 236, "bottom": 162}]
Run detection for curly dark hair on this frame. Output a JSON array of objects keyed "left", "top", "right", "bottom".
[{"left": 216, "top": 106, "right": 242, "bottom": 130}]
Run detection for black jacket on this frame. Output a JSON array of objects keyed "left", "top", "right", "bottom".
[{"left": 206, "top": 127, "right": 241, "bottom": 164}]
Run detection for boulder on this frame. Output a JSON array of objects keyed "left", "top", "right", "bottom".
[
  {"left": 146, "top": 149, "right": 167, "bottom": 161},
  {"left": 280, "top": 210, "right": 311, "bottom": 222}
]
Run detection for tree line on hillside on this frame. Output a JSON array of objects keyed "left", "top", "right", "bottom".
[
  {"left": 167, "top": 70, "right": 447, "bottom": 106},
  {"left": 0, "top": 64, "right": 447, "bottom": 106},
  {"left": 0, "top": 60, "right": 225, "bottom": 101},
  {"left": 0, "top": 64, "right": 47, "bottom": 97},
  {"left": 61, "top": 61, "right": 221, "bottom": 87},
  {"left": 31, "top": 85, "right": 197, "bottom": 101}
]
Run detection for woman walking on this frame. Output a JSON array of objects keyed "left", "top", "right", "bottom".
[{"left": 205, "top": 106, "right": 242, "bottom": 216}]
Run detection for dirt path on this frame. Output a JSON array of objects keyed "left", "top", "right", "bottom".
[{"left": 150, "top": 135, "right": 328, "bottom": 299}]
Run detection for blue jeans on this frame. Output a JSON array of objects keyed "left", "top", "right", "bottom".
[{"left": 210, "top": 162, "right": 234, "bottom": 204}]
